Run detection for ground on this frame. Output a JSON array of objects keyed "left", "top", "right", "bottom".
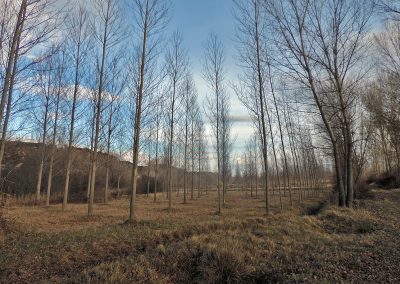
[{"left": 0, "top": 188, "right": 399, "bottom": 283}]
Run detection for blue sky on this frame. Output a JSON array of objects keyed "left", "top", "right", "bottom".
[
  {"left": 168, "top": 0, "right": 235, "bottom": 58},
  {"left": 167, "top": 0, "right": 253, "bottom": 166}
]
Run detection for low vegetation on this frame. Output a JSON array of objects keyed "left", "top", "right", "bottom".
[{"left": 1, "top": 189, "right": 399, "bottom": 283}]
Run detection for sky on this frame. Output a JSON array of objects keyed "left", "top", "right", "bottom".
[{"left": 166, "top": 0, "right": 254, "bottom": 165}]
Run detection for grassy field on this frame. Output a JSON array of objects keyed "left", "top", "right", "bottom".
[{"left": 0, "top": 188, "right": 399, "bottom": 283}]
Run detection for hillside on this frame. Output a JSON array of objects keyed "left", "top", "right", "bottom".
[{"left": 1, "top": 140, "right": 217, "bottom": 203}]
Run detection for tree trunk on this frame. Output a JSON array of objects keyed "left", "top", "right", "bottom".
[
  {"left": 129, "top": 0, "right": 149, "bottom": 222},
  {"left": 63, "top": 27, "right": 82, "bottom": 212},
  {"left": 104, "top": 98, "right": 114, "bottom": 204},
  {"left": 254, "top": 0, "right": 269, "bottom": 215},
  {"left": 35, "top": 93, "right": 50, "bottom": 205},
  {"left": 46, "top": 56, "right": 63, "bottom": 206},
  {"left": 0, "top": 0, "right": 26, "bottom": 181}
]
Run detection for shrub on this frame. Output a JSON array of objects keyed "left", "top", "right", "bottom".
[{"left": 354, "top": 181, "right": 375, "bottom": 200}]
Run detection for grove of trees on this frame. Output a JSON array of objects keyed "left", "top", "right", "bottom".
[{"left": 0, "top": 0, "right": 399, "bottom": 219}]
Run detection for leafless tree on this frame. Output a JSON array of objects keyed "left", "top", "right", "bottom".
[
  {"left": 0, "top": 0, "right": 60, "bottom": 184},
  {"left": 196, "top": 115, "right": 206, "bottom": 197},
  {"left": 103, "top": 58, "right": 125, "bottom": 204},
  {"left": 62, "top": 4, "right": 91, "bottom": 211},
  {"left": 165, "top": 31, "right": 187, "bottom": 209},
  {"left": 86, "top": 0, "right": 124, "bottom": 216},
  {"left": 203, "top": 33, "right": 229, "bottom": 214},
  {"left": 190, "top": 98, "right": 200, "bottom": 200},
  {"left": 129, "top": 0, "right": 170, "bottom": 222},
  {"left": 34, "top": 59, "right": 52, "bottom": 204},
  {"left": 182, "top": 73, "right": 196, "bottom": 204},
  {"left": 232, "top": 0, "right": 271, "bottom": 214},
  {"left": 46, "top": 48, "right": 66, "bottom": 206},
  {"left": 267, "top": 0, "right": 373, "bottom": 207}
]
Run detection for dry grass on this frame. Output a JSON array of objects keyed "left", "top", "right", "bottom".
[
  {"left": 1, "top": 188, "right": 399, "bottom": 283},
  {"left": 3, "top": 189, "right": 322, "bottom": 233}
]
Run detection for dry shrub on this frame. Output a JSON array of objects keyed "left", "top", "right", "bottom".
[
  {"left": 198, "top": 246, "right": 250, "bottom": 283},
  {"left": 68, "top": 256, "right": 167, "bottom": 284},
  {"left": 367, "top": 173, "right": 400, "bottom": 189},
  {"left": 354, "top": 181, "right": 375, "bottom": 200},
  {"left": 306, "top": 199, "right": 329, "bottom": 215},
  {"left": 158, "top": 239, "right": 251, "bottom": 284},
  {"left": 319, "top": 208, "right": 378, "bottom": 234}
]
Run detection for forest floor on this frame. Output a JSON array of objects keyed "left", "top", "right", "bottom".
[{"left": 0, "top": 188, "right": 399, "bottom": 283}]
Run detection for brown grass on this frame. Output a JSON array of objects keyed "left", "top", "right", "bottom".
[
  {"left": 1, "top": 188, "right": 399, "bottom": 283},
  {"left": 4, "top": 189, "right": 324, "bottom": 233}
]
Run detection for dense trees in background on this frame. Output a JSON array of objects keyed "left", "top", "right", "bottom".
[
  {"left": 265, "top": 0, "right": 373, "bottom": 208},
  {"left": 1, "top": 0, "right": 399, "bottom": 220}
]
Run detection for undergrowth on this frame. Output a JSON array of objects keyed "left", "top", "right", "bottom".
[{"left": 0, "top": 190, "right": 399, "bottom": 283}]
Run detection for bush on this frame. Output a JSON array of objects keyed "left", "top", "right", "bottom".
[
  {"left": 366, "top": 172, "right": 400, "bottom": 189},
  {"left": 136, "top": 176, "right": 164, "bottom": 195},
  {"left": 354, "top": 181, "right": 375, "bottom": 200}
]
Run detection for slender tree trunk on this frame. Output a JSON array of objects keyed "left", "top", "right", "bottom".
[
  {"left": 87, "top": 101, "right": 96, "bottom": 200},
  {"left": 63, "top": 32, "right": 82, "bottom": 212},
  {"left": 0, "top": 51, "right": 18, "bottom": 182},
  {"left": 267, "top": 62, "right": 292, "bottom": 206},
  {"left": 168, "top": 82, "right": 176, "bottom": 209},
  {"left": 46, "top": 65, "right": 62, "bottom": 206},
  {"left": 154, "top": 114, "right": 159, "bottom": 203},
  {"left": 129, "top": 0, "right": 149, "bottom": 222},
  {"left": 35, "top": 93, "right": 50, "bottom": 205},
  {"left": 346, "top": 131, "right": 354, "bottom": 207},
  {"left": 197, "top": 135, "right": 201, "bottom": 198},
  {"left": 117, "top": 175, "right": 121, "bottom": 197},
  {"left": 183, "top": 96, "right": 189, "bottom": 204},
  {"left": 104, "top": 98, "right": 114, "bottom": 204},
  {"left": 216, "top": 84, "right": 221, "bottom": 214},
  {"left": 253, "top": 0, "right": 269, "bottom": 215},
  {"left": 146, "top": 142, "right": 151, "bottom": 198},
  {"left": 255, "top": 149, "right": 258, "bottom": 198},
  {"left": 0, "top": 0, "right": 26, "bottom": 130},
  {"left": 191, "top": 117, "right": 194, "bottom": 200},
  {"left": 0, "top": 0, "right": 26, "bottom": 181},
  {"left": 88, "top": 4, "right": 111, "bottom": 216},
  {"left": 284, "top": 103, "right": 302, "bottom": 201},
  {"left": 250, "top": 152, "right": 253, "bottom": 197},
  {"left": 268, "top": 109, "right": 283, "bottom": 208}
]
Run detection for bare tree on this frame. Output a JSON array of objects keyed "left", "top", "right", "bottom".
[
  {"left": 62, "top": 4, "right": 91, "bottom": 211},
  {"left": 129, "top": 0, "right": 169, "bottom": 222},
  {"left": 376, "top": 0, "right": 400, "bottom": 16},
  {"left": 103, "top": 59, "right": 124, "bottom": 204},
  {"left": 232, "top": 0, "right": 271, "bottom": 214},
  {"left": 46, "top": 48, "right": 66, "bottom": 206},
  {"left": 87, "top": 0, "right": 124, "bottom": 216},
  {"left": 153, "top": 94, "right": 162, "bottom": 202},
  {"left": 34, "top": 59, "right": 52, "bottom": 204},
  {"left": 196, "top": 115, "right": 206, "bottom": 197},
  {"left": 267, "top": 0, "right": 373, "bottom": 207},
  {"left": 203, "top": 33, "right": 227, "bottom": 214},
  {"left": 0, "top": 1, "right": 26, "bottom": 183},
  {"left": 0, "top": 0, "right": 60, "bottom": 183},
  {"left": 190, "top": 98, "right": 200, "bottom": 200},
  {"left": 220, "top": 91, "right": 233, "bottom": 205},
  {"left": 165, "top": 31, "right": 187, "bottom": 209},
  {"left": 182, "top": 73, "right": 196, "bottom": 204}
]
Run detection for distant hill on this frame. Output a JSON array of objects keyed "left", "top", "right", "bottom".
[{"left": 1, "top": 140, "right": 217, "bottom": 203}]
